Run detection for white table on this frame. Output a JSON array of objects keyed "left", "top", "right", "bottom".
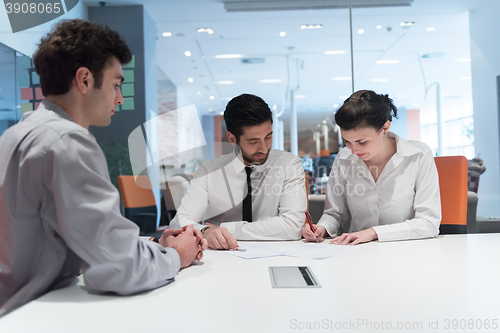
[{"left": 1, "top": 234, "right": 499, "bottom": 333}]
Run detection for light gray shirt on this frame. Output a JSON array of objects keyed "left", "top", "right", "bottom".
[
  {"left": 0, "top": 101, "right": 180, "bottom": 317},
  {"left": 171, "top": 149, "right": 307, "bottom": 240}
]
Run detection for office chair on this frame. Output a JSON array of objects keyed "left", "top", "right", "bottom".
[
  {"left": 434, "top": 156, "right": 468, "bottom": 234},
  {"left": 117, "top": 175, "right": 158, "bottom": 236},
  {"left": 161, "top": 174, "right": 191, "bottom": 225}
]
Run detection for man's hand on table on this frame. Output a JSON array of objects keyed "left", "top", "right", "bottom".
[
  {"left": 203, "top": 226, "right": 239, "bottom": 251},
  {"left": 159, "top": 225, "right": 208, "bottom": 268}
]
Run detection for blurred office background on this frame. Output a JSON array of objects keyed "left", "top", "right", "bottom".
[{"left": 0, "top": 0, "right": 498, "bottom": 218}]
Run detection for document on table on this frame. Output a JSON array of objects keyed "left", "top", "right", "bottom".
[{"left": 220, "top": 241, "right": 356, "bottom": 260}]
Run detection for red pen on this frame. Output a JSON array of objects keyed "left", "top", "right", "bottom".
[{"left": 305, "top": 212, "right": 320, "bottom": 243}]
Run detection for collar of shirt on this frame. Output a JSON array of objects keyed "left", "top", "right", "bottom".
[{"left": 37, "top": 100, "right": 76, "bottom": 123}]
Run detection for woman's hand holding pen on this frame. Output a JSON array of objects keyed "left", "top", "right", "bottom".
[{"left": 302, "top": 224, "right": 326, "bottom": 243}]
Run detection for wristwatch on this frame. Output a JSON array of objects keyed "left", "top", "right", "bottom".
[{"left": 201, "top": 226, "right": 215, "bottom": 236}]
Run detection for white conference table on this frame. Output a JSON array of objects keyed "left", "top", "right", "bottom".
[{"left": 1, "top": 234, "right": 499, "bottom": 333}]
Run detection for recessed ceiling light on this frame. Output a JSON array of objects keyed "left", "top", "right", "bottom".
[
  {"left": 209, "top": 109, "right": 214, "bottom": 112},
  {"left": 280, "top": 31, "right": 286, "bottom": 37},
  {"left": 260, "top": 79, "right": 282, "bottom": 83},
  {"left": 185, "top": 51, "right": 192, "bottom": 57},
  {"left": 372, "top": 78, "right": 388, "bottom": 82},
  {"left": 427, "top": 27, "right": 435, "bottom": 32},
  {"left": 215, "top": 54, "right": 243, "bottom": 59},
  {"left": 400, "top": 21, "right": 415, "bottom": 27},
  {"left": 188, "top": 78, "right": 194, "bottom": 83},
  {"left": 333, "top": 104, "right": 339, "bottom": 108},
  {"left": 332, "top": 77, "right": 351, "bottom": 81},
  {"left": 376, "top": 25, "right": 382, "bottom": 29},
  {"left": 324, "top": 50, "right": 347, "bottom": 55},
  {"left": 215, "top": 81, "right": 234, "bottom": 85},
  {"left": 197, "top": 28, "right": 214, "bottom": 34},
  {"left": 357, "top": 29, "right": 364, "bottom": 34},
  {"left": 162, "top": 32, "right": 172, "bottom": 37},
  {"left": 210, "top": 95, "right": 215, "bottom": 100},
  {"left": 376, "top": 60, "right": 400, "bottom": 64},
  {"left": 456, "top": 58, "right": 471, "bottom": 62},
  {"left": 322, "top": 120, "right": 327, "bottom": 124},
  {"left": 197, "top": 91, "right": 201, "bottom": 95},
  {"left": 300, "top": 24, "right": 322, "bottom": 29},
  {"left": 220, "top": 111, "right": 224, "bottom": 115}
]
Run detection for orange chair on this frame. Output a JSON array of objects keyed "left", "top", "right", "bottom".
[
  {"left": 319, "top": 149, "right": 330, "bottom": 157},
  {"left": 117, "top": 175, "right": 158, "bottom": 235},
  {"left": 434, "top": 156, "right": 468, "bottom": 234}
]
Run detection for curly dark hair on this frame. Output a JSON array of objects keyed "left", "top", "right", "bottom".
[
  {"left": 33, "top": 19, "right": 132, "bottom": 96},
  {"left": 334, "top": 90, "right": 398, "bottom": 131},
  {"left": 223, "top": 94, "right": 273, "bottom": 142}
]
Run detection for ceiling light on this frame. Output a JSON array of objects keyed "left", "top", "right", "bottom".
[
  {"left": 216, "top": 81, "right": 234, "bottom": 85},
  {"left": 457, "top": 58, "right": 471, "bottom": 62},
  {"left": 197, "top": 28, "right": 214, "bottom": 34},
  {"left": 332, "top": 77, "right": 351, "bottom": 81},
  {"left": 280, "top": 31, "right": 286, "bottom": 37},
  {"left": 220, "top": 111, "right": 224, "bottom": 115},
  {"left": 376, "top": 60, "right": 400, "bottom": 64},
  {"left": 427, "top": 27, "right": 435, "bottom": 32},
  {"left": 272, "top": 105, "right": 277, "bottom": 111},
  {"left": 185, "top": 51, "right": 192, "bottom": 57},
  {"left": 300, "top": 24, "right": 322, "bottom": 29},
  {"left": 197, "top": 91, "right": 201, "bottom": 95},
  {"left": 210, "top": 95, "right": 215, "bottom": 100},
  {"left": 372, "top": 78, "right": 388, "bottom": 82},
  {"left": 322, "top": 120, "right": 327, "bottom": 124},
  {"left": 162, "top": 32, "right": 172, "bottom": 37},
  {"left": 376, "top": 25, "right": 382, "bottom": 29},
  {"left": 333, "top": 104, "right": 339, "bottom": 108},
  {"left": 260, "top": 79, "right": 282, "bottom": 83},
  {"left": 357, "top": 29, "right": 364, "bottom": 34},
  {"left": 295, "top": 95, "right": 306, "bottom": 98},
  {"left": 188, "top": 78, "right": 194, "bottom": 83},
  {"left": 400, "top": 21, "right": 415, "bottom": 27},
  {"left": 324, "top": 50, "right": 347, "bottom": 55},
  {"left": 215, "top": 54, "right": 243, "bottom": 59},
  {"left": 209, "top": 109, "right": 214, "bottom": 112}
]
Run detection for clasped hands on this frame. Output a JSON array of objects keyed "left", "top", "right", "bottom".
[
  {"left": 158, "top": 225, "right": 208, "bottom": 268},
  {"left": 302, "top": 224, "right": 378, "bottom": 246}
]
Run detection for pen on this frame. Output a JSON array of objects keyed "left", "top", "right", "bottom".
[{"left": 305, "top": 212, "right": 319, "bottom": 243}]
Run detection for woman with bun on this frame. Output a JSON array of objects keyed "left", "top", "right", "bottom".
[{"left": 303, "top": 90, "right": 441, "bottom": 245}]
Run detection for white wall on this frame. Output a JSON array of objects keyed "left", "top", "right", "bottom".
[
  {"left": 0, "top": 3, "right": 87, "bottom": 56},
  {"left": 469, "top": 0, "right": 500, "bottom": 217}
]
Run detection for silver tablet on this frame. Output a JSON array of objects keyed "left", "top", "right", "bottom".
[{"left": 269, "top": 266, "right": 321, "bottom": 288}]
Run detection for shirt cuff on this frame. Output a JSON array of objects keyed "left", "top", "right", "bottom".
[
  {"left": 163, "top": 246, "right": 181, "bottom": 272},
  {"left": 219, "top": 221, "right": 239, "bottom": 238},
  {"left": 372, "top": 223, "right": 412, "bottom": 242}
]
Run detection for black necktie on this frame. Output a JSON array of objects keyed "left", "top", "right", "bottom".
[{"left": 242, "top": 167, "right": 253, "bottom": 222}]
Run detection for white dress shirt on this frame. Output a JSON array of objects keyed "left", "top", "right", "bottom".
[
  {"left": 317, "top": 132, "right": 441, "bottom": 242},
  {"left": 171, "top": 149, "right": 307, "bottom": 240},
  {"left": 0, "top": 101, "right": 180, "bottom": 317}
]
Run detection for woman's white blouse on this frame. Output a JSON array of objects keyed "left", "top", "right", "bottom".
[{"left": 317, "top": 132, "right": 442, "bottom": 242}]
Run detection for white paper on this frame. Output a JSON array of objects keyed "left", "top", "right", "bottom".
[{"left": 219, "top": 241, "right": 356, "bottom": 260}]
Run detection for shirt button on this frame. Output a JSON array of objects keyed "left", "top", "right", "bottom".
[{"left": 374, "top": 210, "right": 378, "bottom": 214}]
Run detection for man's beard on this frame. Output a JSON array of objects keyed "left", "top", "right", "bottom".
[{"left": 239, "top": 147, "right": 270, "bottom": 165}]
